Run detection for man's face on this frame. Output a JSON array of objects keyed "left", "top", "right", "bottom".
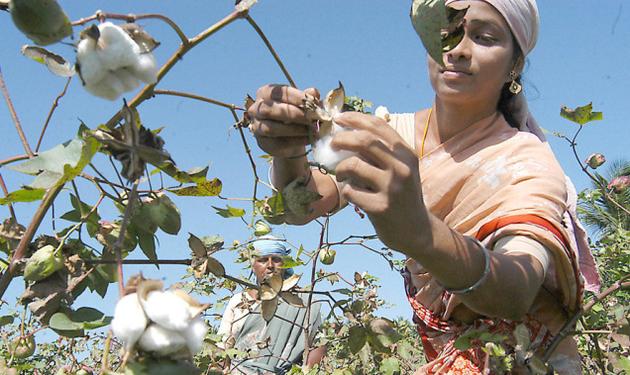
[{"left": 252, "top": 255, "right": 284, "bottom": 283}]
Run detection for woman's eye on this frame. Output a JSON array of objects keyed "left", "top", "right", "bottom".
[{"left": 475, "top": 34, "right": 496, "bottom": 43}]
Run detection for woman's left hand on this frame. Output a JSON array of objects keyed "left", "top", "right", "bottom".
[{"left": 332, "top": 112, "right": 430, "bottom": 253}]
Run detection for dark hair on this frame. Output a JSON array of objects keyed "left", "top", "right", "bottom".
[
  {"left": 497, "top": 76, "right": 522, "bottom": 129},
  {"left": 497, "top": 35, "right": 524, "bottom": 129}
]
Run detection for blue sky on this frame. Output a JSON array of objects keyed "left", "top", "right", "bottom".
[{"left": 1, "top": 1, "right": 628, "bottom": 323}]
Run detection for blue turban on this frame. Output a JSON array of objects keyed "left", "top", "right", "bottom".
[{"left": 252, "top": 236, "right": 294, "bottom": 278}]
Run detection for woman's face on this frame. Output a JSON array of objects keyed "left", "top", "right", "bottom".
[{"left": 428, "top": 1, "right": 517, "bottom": 106}]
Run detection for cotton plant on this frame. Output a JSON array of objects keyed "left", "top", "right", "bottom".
[
  {"left": 110, "top": 276, "right": 209, "bottom": 358},
  {"left": 76, "top": 22, "right": 158, "bottom": 100}
]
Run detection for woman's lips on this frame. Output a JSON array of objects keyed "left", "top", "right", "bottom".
[{"left": 441, "top": 69, "right": 471, "bottom": 79}]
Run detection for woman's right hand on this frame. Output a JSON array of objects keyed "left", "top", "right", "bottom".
[{"left": 248, "top": 84, "right": 320, "bottom": 158}]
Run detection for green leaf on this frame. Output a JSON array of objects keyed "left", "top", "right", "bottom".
[
  {"left": 10, "top": 138, "right": 98, "bottom": 189},
  {"left": 560, "top": 102, "right": 603, "bottom": 125},
  {"left": 348, "top": 325, "right": 367, "bottom": 354},
  {"left": 212, "top": 205, "right": 245, "bottom": 218},
  {"left": 154, "top": 161, "right": 210, "bottom": 184},
  {"left": 379, "top": 358, "right": 400, "bottom": 375},
  {"left": 167, "top": 178, "right": 222, "bottom": 197},
  {"left": 0, "top": 315, "right": 15, "bottom": 326},
  {"left": 60, "top": 194, "right": 100, "bottom": 237},
  {"left": 136, "top": 229, "right": 158, "bottom": 264},
  {"left": 410, "top": 0, "right": 447, "bottom": 66},
  {"left": 136, "top": 194, "right": 181, "bottom": 235},
  {"left": 49, "top": 307, "right": 112, "bottom": 337},
  {"left": 0, "top": 187, "right": 46, "bottom": 205}
]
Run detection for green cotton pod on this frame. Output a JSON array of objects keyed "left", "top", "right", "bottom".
[
  {"left": 254, "top": 220, "right": 271, "bottom": 237},
  {"left": 9, "top": 0, "right": 72, "bottom": 46},
  {"left": 23, "top": 245, "right": 65, "bottom": 281}
]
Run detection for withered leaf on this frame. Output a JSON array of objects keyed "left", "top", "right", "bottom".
[
  {"left": 260, "top": 296, "right": 278, "bottom": 322},
  {"left": 121, "top": 23, "right": 160, "bottom": 53},
  {"left": 279, "top": 291, "right": 304, "bottom": 308},
  {"left": 206, "top": 256, "right": 225, "bottom": 277},
  {"left": 260, "top": 284, "right": 278, "bottom": 301},
  {"left": 283, "top": 176, "right": 322, "bottom": 217},
  {"left": 281, "top": 273, "right": 301, "bottom": 292},
  {"left": 188, "top": 233, "right": 207, "bottom": 258}
]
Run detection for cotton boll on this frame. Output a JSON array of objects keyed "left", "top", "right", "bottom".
[
  {"left": 84, "top": 72, "right": 126, "bottom": 101},
  {"left": 96, "top": 22, "right": 140, "bottom": 71},
  {"left": 184, "top": 316, "right": 208, "bottom": 354},
  {"left": 313, "top": 122, "right": 355, "bottom": 171},
  {"left": 137, "top": 324, "right": 187, "bottom": 355},
  {"left": 111, "top": 293, "right": 148, "bottom": 350},
  {"left": 131, "top": 53, "right": 158, "bottom": 84},
  {"left": 374, "top": 106, "right": 391, "bottom": 122},
  {"left": 76, "top": 37, "right": 105, "bottom": 85},
  {"left": 142, "top": 290, "right": 192, "bottom": 331},
  {"left": 115, "top": 68, "right": 140, "bottom": 92}
]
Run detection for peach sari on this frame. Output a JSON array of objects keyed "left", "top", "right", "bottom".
[{"left": 389, "top": 111, "right": 583, "bottom": 374}]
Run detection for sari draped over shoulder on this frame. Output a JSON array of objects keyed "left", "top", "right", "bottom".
[{"left": 389, "top": 112, "right": 583, "bottom": 374}]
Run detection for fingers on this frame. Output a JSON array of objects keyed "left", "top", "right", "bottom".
[
  {"left": 304, "top": 87, "right": 320, "bottom": 100},
  {"left": 255, "top": 136, "right": 310, "bottom": 158},
  {"left": 251, "top": 100, "right": 313, "bottom": 125},
  {"left": 255, "top": 84, "right": 311, "bottom": 107},
  {"left": 335, "top": 156, "right": 386, "bottom": 191},
  {"left": 333, "top": 112, "right": 389, "bottom": 135},
  {"left": 339, "top": 183, "right": 383, "bottom": 214},
  {"left": 250, "top": 119, "right": 312, "bottom": 138},
  {"left": 331, "top": 130, "right": 395, "bottom": 168}
]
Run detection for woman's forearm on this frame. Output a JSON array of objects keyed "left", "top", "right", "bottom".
[{"left": 405, "top": 213, "right": 545, "bottom": 320}]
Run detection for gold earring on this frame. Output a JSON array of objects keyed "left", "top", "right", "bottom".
[{"left": 509, "top": 71, "right": 522, "bottom": 95}]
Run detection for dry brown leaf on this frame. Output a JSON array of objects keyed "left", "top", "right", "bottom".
[
  {"left": 261, "top": 297, "right": 278, "bottom": 322},
  {"left": 281, "top": 273, "right": 301, "bottom": 292},
  {"left": 279, "top": 291, "right": 305, "bottom": 308},
  {"left": 259, "top": 284, "right": 278, "bottom": 301},
  {"left": 206, "top": 256, "right": 225, "bottom": 277}
]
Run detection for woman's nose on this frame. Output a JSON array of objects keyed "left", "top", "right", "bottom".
[{"left": 445, "top": 34, "right": 472, "bottom": 62}]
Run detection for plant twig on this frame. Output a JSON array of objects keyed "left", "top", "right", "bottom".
[
  {"left": 153, "top": 89, "right": 243, "bottom": 111},
  {"left": 231, "top": 108, "right": 260, "bottom": 204},
  {"left": 561, "top": 128, "right": 630, "bottom": 216},
  {"left": 542, "top": 275, "right": 630, "bottom": 362},
  {"left": 0, "top": 66, "right": 34, "bottom": 157},
  {"left": 113, "top": 179, "right": 140, "bottom": 297},
  {"left": 72, "top": 11, "right": 189, "bottom": 46},
  {"left": 0, "top": 153, "right": 32, "bottom": 168},
  {"left": 245, "top": 15, "right": 296, "bottom": 88},
  {"left": 36, "top": 77, "right": 72, "bottom": 152},
  {"left": 302, "top": 218, "right": 328, "bottom": 366},
  {"left": 0, "top": 173, "right": 17, "bottom": 222}
]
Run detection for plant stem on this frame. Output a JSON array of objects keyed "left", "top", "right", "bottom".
[
  {"left": 153, "top": 89, "right": 243, "bottom": 111},
  {"left": 542, "top": 275, "right": 630, "bottom": 362},
  {"left": 0, "top": 173, "right": 17, "bottom": 222},
  {"left": 302, "top": 219, "right": 328, "bottom": 366},
  {"left": 0, "top": 154, "right": 31, "bottom": 168},
  {"left": 72, "top": 11, "right": 189, "bottom": 46},
  {"left": 0, "top": 66, "right": 34, "bottom": 157},
  {"left": 245, "top": 15, "right": 296, "bottom": 88},
  {"left": 113, "top": 180, "right": 140, "bottom": 297},
  {"left": 36, "top": 77, "right": 72, "bottom": 152}
]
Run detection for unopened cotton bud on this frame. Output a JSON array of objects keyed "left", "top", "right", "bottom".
[
  {"left": 254, "top": 220, "right": 272, "bottom": 237},
  {"left": 608, "top": 175, "right": 630, "bottom": 193},
  {"left": 111, "top": 293, "right": 148, "bottom": 350},
  {"left": 374, "top": 106, "right": 391, "bottom": 122},
  {"left": 137, "top": 324, "right": 187, "bottom": 355},
  {"left": 585, "top": 153, "right": 606, "bottom": 169}
]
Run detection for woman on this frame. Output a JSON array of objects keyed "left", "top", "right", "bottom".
[{"left": 248, "top": 1, "right": 598, "bottom": 373}]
